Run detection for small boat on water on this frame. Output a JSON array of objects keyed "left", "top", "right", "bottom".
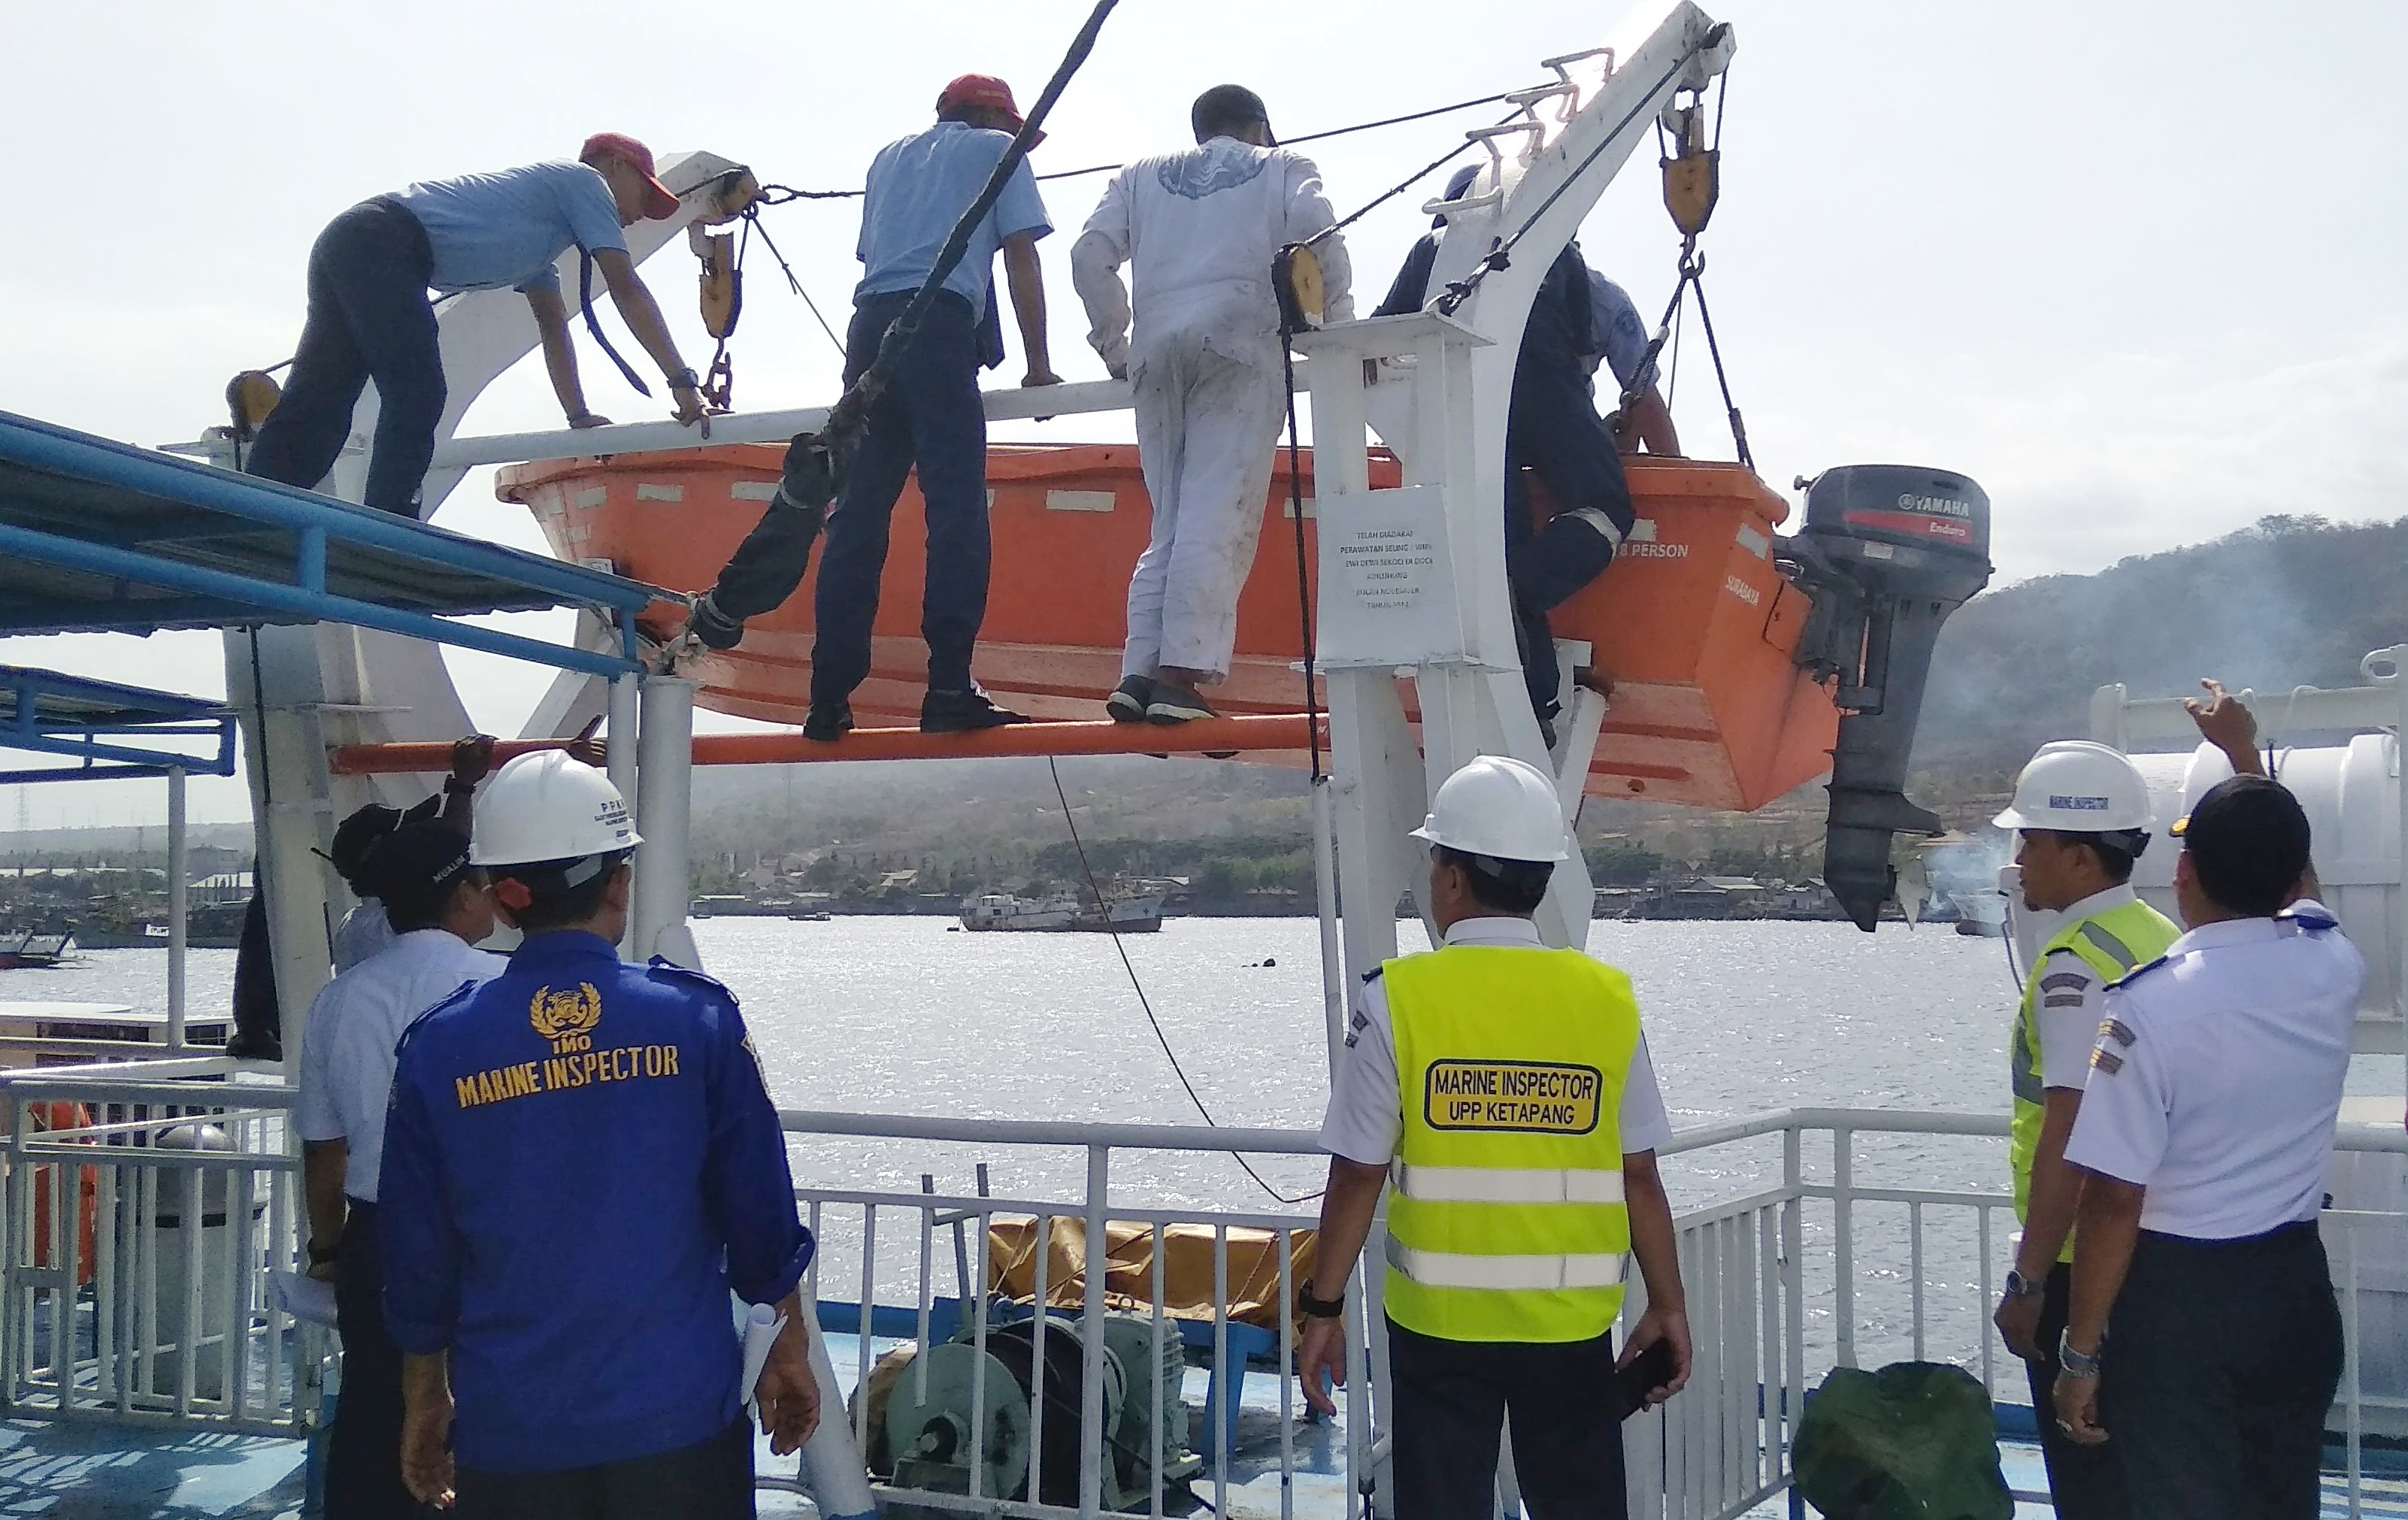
[
  {"left": 0, "top": 931, "right": 74, "bottom": 970},
  {"left": 959, "top": 886, "right": 1166, "bottom": 934}
]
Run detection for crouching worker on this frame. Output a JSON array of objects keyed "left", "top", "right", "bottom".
[{"left": 378, "top": 752, "right": 822, "bottom": 1516}]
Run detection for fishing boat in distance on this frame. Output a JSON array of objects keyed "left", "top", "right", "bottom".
[
  {"left": 0, "top": 931, "right": 74, "bottom": 970},
  {"left": 960, "top": 883, "right": 1167, "bottom": 934}
]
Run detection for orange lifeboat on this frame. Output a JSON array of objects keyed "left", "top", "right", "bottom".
[{"left": 499, "top": 447, "right": 1838, "bottom": 813}]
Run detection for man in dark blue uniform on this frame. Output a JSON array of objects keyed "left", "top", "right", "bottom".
[
  {"left": 1374, "top": 163, "right": 1639, "bottom": 744},
  {"left": 378, "top": 752, "right": 821, "bottom": 1516}
]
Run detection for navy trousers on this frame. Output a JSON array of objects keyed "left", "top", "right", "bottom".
[
  {"left": 1503, "top": 363, "right": 1635, "bottom": 722},
  {"left": 328, "top": 1201, "right": 416, "bottom": 1520},
  {"left": 244, "top": 198, "right": 446, "bottom": 517},
  {"left": 2027, "top": 1261, "right": 2129, "bottom": 1520},
  {"left": 2101, "top": 1222, "right": 2343, "bottom": 1520},
  {"left": 809, "top": 291, "right": 992, "bottom": 706},
  {"left": 1386, "top": 1319, "right": 1628, "bottom": 1520}
]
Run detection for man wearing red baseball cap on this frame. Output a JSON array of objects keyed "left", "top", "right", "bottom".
[
  {"left": 686, "top": 74, "right": 1060, "bottom": 734},
  {"left": 245, "top": 135, "right": 708, "bottom": 518}
]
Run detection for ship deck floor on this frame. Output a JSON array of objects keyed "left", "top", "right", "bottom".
[{"left": 3, "top": 1329, "right": 2400, "bottom": 1518}]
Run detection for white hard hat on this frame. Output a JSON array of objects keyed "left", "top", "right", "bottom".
[
  {"left": 1991, "top": 740, "right": 2155, "bottom": 834},
  {"left": 469, "top": 751, "right": 641, "bottom": 867},
  {"left": 1410, "top": 755, "right": 1569, "bottom": 863}
]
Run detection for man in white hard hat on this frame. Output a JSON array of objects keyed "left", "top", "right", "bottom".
[
  {"left": 376, "top": 752, "right": 822, "bottom": 1515},
  {"left": 1295, "top": 755, "right": 1690, "bottom": 1519},
  {"left": 1071, "top": 83, "right": 1353, "bottom": 726},
  {"left": 1988, "top": 740, "right": 2179, "bottom": 1520}
]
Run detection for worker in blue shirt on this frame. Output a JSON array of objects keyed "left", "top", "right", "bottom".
[
  {"left": 689, "top": 75, "right": 1060, "bottom": 740},
  {"left": 379, "top": 752, "right": 819, "bottom": 1516},
  {"left": 245, "top": 134, "right": 707, "bottom": 517},
  {"left": 1375, "top": 163, "right": 1639, "bottom": 746}
]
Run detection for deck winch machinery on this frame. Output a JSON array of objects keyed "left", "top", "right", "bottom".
[{"left": 869, "top": 1313, "right": 1201, "bottom": 1513}]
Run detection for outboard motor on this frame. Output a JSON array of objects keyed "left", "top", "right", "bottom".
[{"left": 1783, "top": 466, "right": 1993, "bottom": 931}]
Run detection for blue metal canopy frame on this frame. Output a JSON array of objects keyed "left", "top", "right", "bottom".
[
  {"left": 0, "top": 666, "right": 238, "bottom": 786},
  {"left": 0, "top": 409, "right": 661, "bottom": 677}
]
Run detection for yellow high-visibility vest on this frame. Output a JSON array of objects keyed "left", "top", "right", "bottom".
[
  {"left": 2010, "top": 895, "right": 2179, "bottom": 1258},
  {"left": 1383, "top": 944, "right": 1641, "bottom": 1343}
]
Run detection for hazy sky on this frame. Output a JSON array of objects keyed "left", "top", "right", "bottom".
[{"left": 4, "top": 0, "right": 2403, "bottom": 826}]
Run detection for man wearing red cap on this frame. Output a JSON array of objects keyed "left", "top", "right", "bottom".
[
  {"left": 245, "top": 135, "right": 708, "bottom": 517},
  {"left": 693, "top": 74, "right": 1057, "bottom": 733}
]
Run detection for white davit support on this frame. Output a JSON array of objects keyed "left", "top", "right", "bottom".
[
  {"left": 2088, "top": 644, "right": 2406, "bottom": 1061},
  {"left": 1295, "top": 0, "right": 1736, "bottom": 987}
]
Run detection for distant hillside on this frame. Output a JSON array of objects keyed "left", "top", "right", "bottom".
[
  {"left": 1913, "top": 512, "right": 2408, "bottom": 779},
  {"left": 8, "top": 516, "right": 2393, "bottom": 877}
]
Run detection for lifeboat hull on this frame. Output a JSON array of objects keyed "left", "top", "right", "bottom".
[{"left": 498, "top": 447, "right": 1837, "bottom": 812}]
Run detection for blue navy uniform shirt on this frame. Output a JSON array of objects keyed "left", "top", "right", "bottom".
[
  {"left": 379, "top": 931, "right": 812, "bottom": 1473},
  {"left": 1373, "top": 235, "right": 1595, "bottom": 377}
]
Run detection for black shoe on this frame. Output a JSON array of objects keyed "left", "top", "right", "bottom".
[
  {"left": 1146, "top": 680, "right": 1218, "bottom": 724},
  {"left": 1106, "top": 675, "right": 1154, "bottom": 723},
  {"left": 922, "top": 687, "right": 1024, "bottom": 733},
  {"left": 687, "top": 592, "right": 745, "bottom": 652},
  {"left": 803, "top": 702, "right": 854, "bottom": 742}
]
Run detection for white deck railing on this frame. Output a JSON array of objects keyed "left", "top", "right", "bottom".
[
  {"left": 2, "top": 1064, "right": 2401, "bottom": 1518},
  {"left": 0, "top": 1061, "right": 320, "bottom": 1437}
]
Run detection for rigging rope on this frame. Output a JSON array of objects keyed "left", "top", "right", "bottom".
[
  {"left": 1045, "top": 756, "right": 1321, "bottom": 1207},
  {"left": 753, "top": 90, "right": 1523, "bottom": 203}
]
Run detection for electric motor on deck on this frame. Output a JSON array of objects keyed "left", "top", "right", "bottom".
[{"left": 868, "top": 1313, "right": 1200, "bottom": 1513}]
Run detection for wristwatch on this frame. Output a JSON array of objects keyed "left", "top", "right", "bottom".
[
  {"left": 668, "top": 368, "right": 701, "bottom": 391},
  {"left": 2003, "top": 1268, "right": 2046, "bottom": 1300},
  {"left": 2058, "top": 1329, "right": 2103, "bottom": 1379},
  {"left": 1295, "top": 1281, "right": 1346, "bottom": 1321},
  {"left": 308, "top": 1240, "right": 338, "bottom": 1267}
]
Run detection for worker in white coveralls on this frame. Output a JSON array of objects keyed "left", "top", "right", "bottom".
[
  {"left": 1071, "top": 83, "right": 1353, "bottom": 725},
  {"left": 1296, "top": 755, "right": 1689, "bottom": 1520}
]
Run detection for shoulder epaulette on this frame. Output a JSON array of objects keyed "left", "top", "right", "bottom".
[
  {"left": 1359, "top": 965, "right": 1384, "bottom": 985},
  {"left": 647, "top": 958, "right": 738, "bottom": 1002},
  {"left": 2110, "top": 954, "right": 2173, "bottom": 992},
  {"left": 2277, "top": 907, "right": 2340, "bottom": 935}
]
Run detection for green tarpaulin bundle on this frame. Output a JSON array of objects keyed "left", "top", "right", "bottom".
[{"left": 1793, "top": 1361, "right": 2013, "bottom": 1520}]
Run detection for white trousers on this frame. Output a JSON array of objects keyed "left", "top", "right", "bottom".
[{"left": 1121, "top": 328, "right": 1289, "bottom": 682}]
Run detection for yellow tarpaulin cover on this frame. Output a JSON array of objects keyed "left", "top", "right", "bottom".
[{"left": 986, "top": 1218, "right": 1319, "bottom": 1334}]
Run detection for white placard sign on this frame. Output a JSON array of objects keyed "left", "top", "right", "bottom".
[{"left": 1316, "top": 485, "right": 1466, "bottom": 668}]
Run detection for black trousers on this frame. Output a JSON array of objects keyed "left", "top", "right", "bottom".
[
  {"left": 329, "top": 1201, "right": 417, "bottom": 1520},
  {"left": 455, "top": 1416, "right": 755, "bottom": 1520},
  {"left": 2100, "top": 1222, "right": 2343, "bottom": 1520},
  {"left": 2026, "top": 1261, "right": 2128, "bottom": 1520},
  {"left": 1501, "top": 365, "right": 1634, "bottom": 723},
  {"left": 245, "top": 198, "right": 444, "bottom": 516},
  {"left": 1387, "top": 1319, "right": 1628, "bottom": 1520},
  {"left": 808, "top": 290, "right": 993, "bottom": 706}
]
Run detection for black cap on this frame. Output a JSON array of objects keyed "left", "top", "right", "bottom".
[
  {"left": 2173, "top": 775, "right": 2310, "bottom": 916},
  {"left": 329, "top": 804, "right": 404, "bottom": 884},
  {"left": 1192, "top": 84, "right": 1274, "bottom": 146},
  {"left": 1435, "top": 162, "right": 1483, "bottom": 226},
  {"left": 358, "top": 823, "right": 474, "bottom": 916}
]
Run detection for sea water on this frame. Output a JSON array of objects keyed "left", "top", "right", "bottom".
[{"left": 23, "top": 919, "right": 2397, "bottom": 1377}]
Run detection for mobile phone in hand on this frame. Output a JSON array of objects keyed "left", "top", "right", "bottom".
[{"left": 1615, "top": 1338, "right": 1677, "bottom": 1419}]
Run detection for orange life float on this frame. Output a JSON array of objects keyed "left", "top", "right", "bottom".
[
  {"left": 499, "top": 446, "right": 1838, "bottom": 813},
  {"left": 29, "top": 1101, "right": 98, "bottom": 1286}
]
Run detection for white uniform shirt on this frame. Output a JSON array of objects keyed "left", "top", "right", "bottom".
[
  {"left": 2064, "top": 903, "right": 2364, "bottom": 1240},
  {"left": 1071, "top": 137, "right": 1355, "bottom": 374},
  {"left": 332, "top": 899, "right": 396, "bottom": 973},
  {"left": 2033, "top": 885, "right": 2138, "bottom": 1092},
  {"left": 294, "top": 929, "right": 504, "bottom": 1203},
  {"left": 1319, "top": 916, "right": 1673, "bottom": 1165}
]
